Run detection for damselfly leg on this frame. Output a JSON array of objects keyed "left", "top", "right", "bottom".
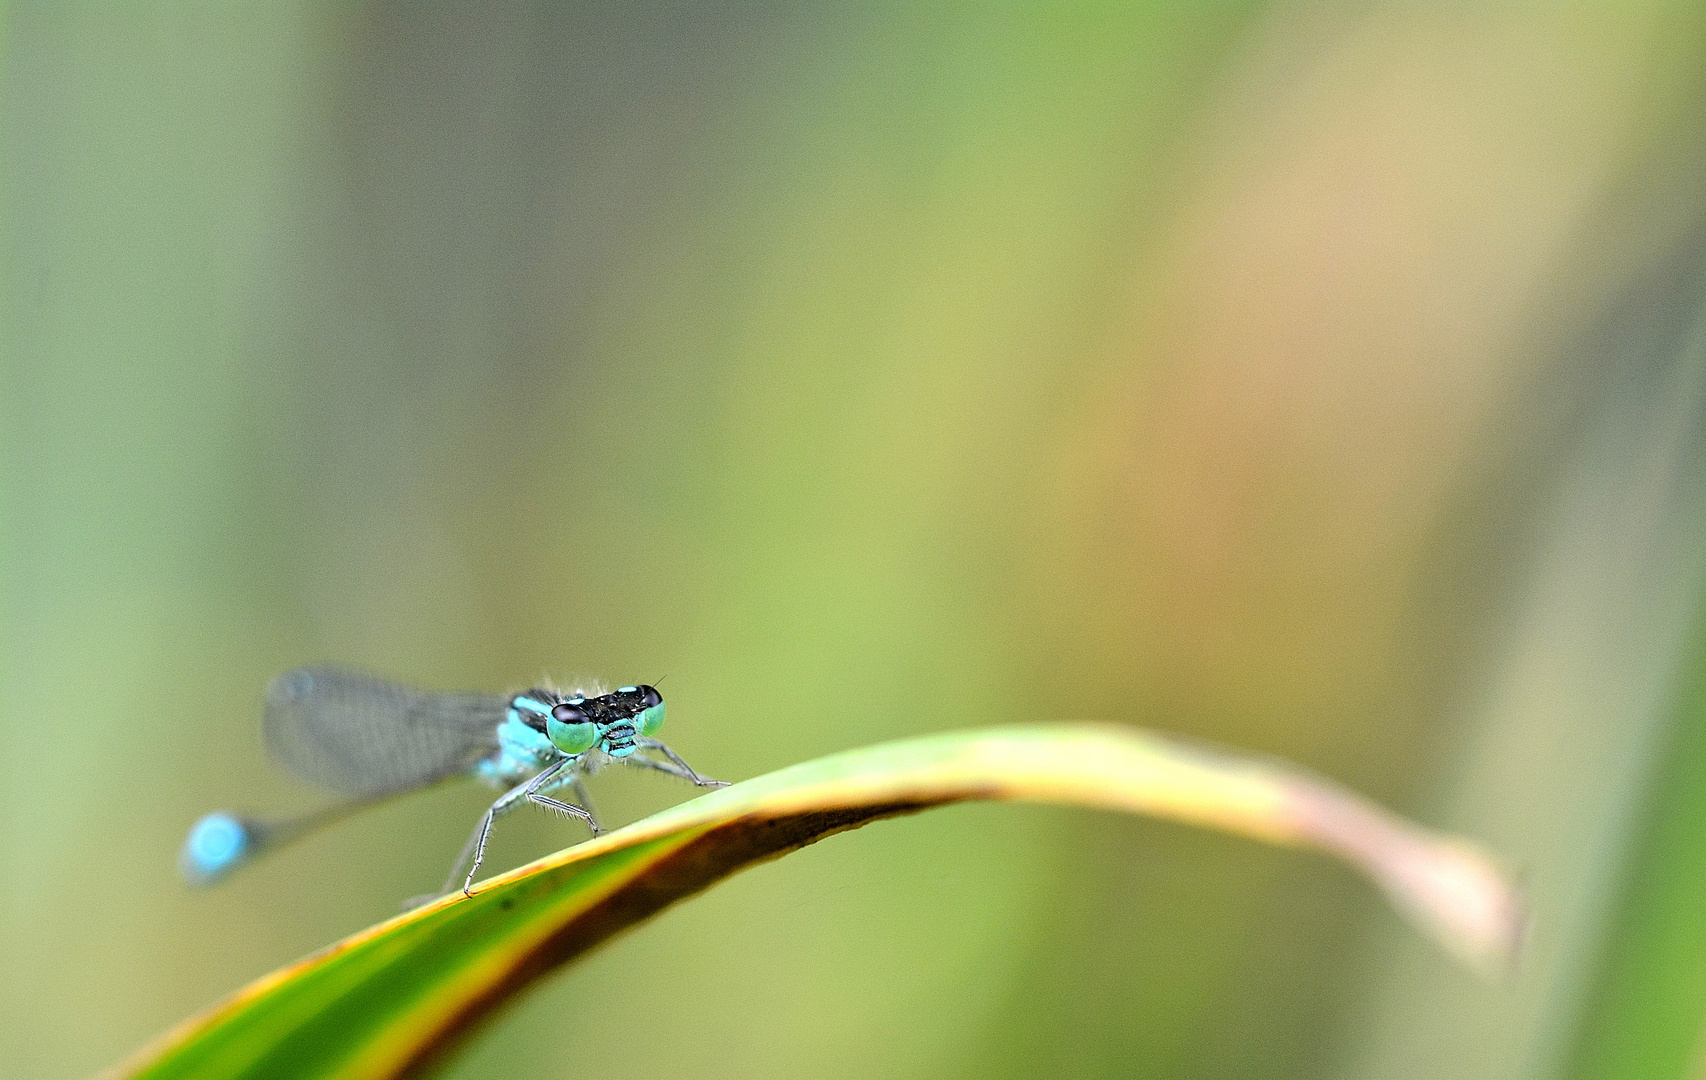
[
  {"left": 446, "top": 758, "right": 600, "bottom": 898},
  {"left": 630, "top": 737, "right": 731, "bottom": 788},
  {"left": 570, "top": 776, "right": 601, "bottom": 832}
]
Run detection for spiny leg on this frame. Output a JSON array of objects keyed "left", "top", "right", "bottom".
[
  {"left": 453, "top": 758, "right": 570, "bottom": 897},
  {"left": 571, "top": 776, "right": 603, "bottom": 833},
  {"left": 633, "top": 737, "right": 729, "bottom": 787},
  {"left": 524, "top": 759, "right": 598, "bottom": 833},
  {"left": 527, "top": 791, "right": 599, "bottom": 831},
  {"left": 436, "top": 812, "right": 494, "bottom": 899},
  {"left": 623, "top": 754, "right": 699, "bottom": 783},
  {"left": 448, "top": 786, "right": 524, "bottom": 898}
]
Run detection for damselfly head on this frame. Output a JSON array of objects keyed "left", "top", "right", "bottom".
[{"left": 517, "top": 684, "right": 667, "bottom": 756}]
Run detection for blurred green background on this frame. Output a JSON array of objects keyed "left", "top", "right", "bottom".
[{"left": 6, "top": 4, "right": 1706, "bottom": 1078}]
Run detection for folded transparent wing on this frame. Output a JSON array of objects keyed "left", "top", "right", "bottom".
[{"left": 263, "top": 666, "right": 506, "bottom": 797}]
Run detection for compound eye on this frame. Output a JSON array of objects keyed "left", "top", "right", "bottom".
[
  {"left": 546, "top": 702, "right": 597, "bottom": 755},
  {"left": 635, "top": 686, "right": 666, "bottom": 737}
]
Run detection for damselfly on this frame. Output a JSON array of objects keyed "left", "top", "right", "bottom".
[{"left": 181, "top": 666, "right": 728, "bottom": 900}]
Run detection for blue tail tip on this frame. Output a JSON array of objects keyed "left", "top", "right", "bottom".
[{"left": 181, "top": 812, "right": 252, "bottom": 885}]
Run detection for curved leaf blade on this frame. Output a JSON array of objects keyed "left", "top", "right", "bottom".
[{"left": 108, "top": 724, "right": 1524, "bottom": 1080}]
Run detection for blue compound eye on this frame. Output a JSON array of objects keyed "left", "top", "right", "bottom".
[
  {"left": 547, "top": 702, "right": 597, "bottom": 754},
  {"left": 635, "top": 685, "right": 665, "bottom": 737}
]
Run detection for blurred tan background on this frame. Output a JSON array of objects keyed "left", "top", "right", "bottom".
[{"left": 5, "top": 4, "right": 1706, "bottom": 1079}]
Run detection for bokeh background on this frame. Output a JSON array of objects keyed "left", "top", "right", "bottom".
[{"left": 6, "top": 4, "right": 1706, "bottom": 1079}]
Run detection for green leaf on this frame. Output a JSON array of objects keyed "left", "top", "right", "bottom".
[{"left": 105, "top": 725, "right": 1524, "bottom": 1080}]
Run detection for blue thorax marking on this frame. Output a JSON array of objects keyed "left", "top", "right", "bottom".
[{"left": 477, "top": 707, "right": 561, "bottom": 785}]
